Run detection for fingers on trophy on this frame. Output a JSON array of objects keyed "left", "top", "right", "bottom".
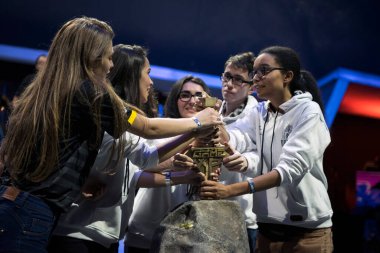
[{"left": 188, "top": 96, "right": 228, "bottom": 180}]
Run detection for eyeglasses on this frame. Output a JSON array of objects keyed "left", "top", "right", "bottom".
[
  {"left": 220, "top": 73, "right": 253, "bottom": 87},
  {"left": 178, "top": 91, "right": 204, "bottom": 102},
  {"left": 251, "top": 66, "right": 287, "bottom": 78}
]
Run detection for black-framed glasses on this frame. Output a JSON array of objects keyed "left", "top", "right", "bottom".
[
  {"left": 220, "top": 73, "right": 253, "bottom": 86},
  {"left": 178, "top": 91, "right": 204, "bottom": 102},
  {"left": 251, "top": 66, "right": 287, "bottom": 78}
]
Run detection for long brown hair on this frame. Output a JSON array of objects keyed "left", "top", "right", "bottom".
[{"left": 0, "top": 17, "right": 132, "bottom": 182}]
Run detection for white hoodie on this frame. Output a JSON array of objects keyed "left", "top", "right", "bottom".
[
  {"left": 52, "top": 132, "right": 158, "bottom": 247},
  {"left": 228, "top": 92, "right": 333, "bottom": 228},
  {"left": 219, "top": 95, "right": 259, "bottom": 230},
  {"left": 126, "top": 137, "right": 189, "bottom": 249}
]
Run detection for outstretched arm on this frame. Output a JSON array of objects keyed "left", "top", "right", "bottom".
[
  {"left": 128, "top": 107, "right": 222, "bottom": 139},
  {"left": 199, "top": 170, "right": 281, "bottom": 199},
  {"left": 155, "top": 125, "right": 219, "bottom": 162},
  {"left": 137, "top": 170, "right": 205, "bottom": 188}
]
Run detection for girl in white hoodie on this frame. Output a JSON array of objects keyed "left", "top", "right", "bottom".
[
  {"left": 200, "top": 46, "right": 333, "bottom": 253},
  {"left": 126, "top": 75, "right": 214, "bottom": 253}
]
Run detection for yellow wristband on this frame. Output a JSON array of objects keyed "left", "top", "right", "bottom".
[{"left": 127, "top": 110, "right": 137, "bottom": 125}]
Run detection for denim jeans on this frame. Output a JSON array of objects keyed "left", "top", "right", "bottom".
[
  {"left": 0, "top": 185, "right": 54, "bottom": 253},
  {"left": 247, "top": 228, "right": 258, "bottom": 253}
]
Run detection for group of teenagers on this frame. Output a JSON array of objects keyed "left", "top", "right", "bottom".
[{"left": 0, "top": 16, "right": 334, "bottom": 253}]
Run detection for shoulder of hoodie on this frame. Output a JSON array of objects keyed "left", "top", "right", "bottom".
[
  {"left": 286, "top": 93, "right": 326, "bottom": 125},
  {"left": 295, "top": 93, "right": 323, "bottom": 116},
  {"left": 255, "top": 92, "right": 322, "bottom": 117},
  {"left": 279, "top": 92, "right": 322, "bottom": 114},
  {"left": 246, "top": 94, "right": 258, "bottom": 108},
  {"left": 238, "top": 95, "right": 259, "bottom": 115}
]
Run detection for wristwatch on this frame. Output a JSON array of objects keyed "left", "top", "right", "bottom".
[
  {"left": 164, "top": 171, "right": 172, "bottom": 186},
  {"left": 247, "top": 178, "right": 255, "bottom": 193}
]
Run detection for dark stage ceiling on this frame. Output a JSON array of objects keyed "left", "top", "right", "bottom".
[{"left": 1, "top": 0, "right": 380, "bottom": 80}]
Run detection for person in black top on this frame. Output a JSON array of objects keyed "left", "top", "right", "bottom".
[
  {"left": 0, "top": 94, "right": 11, "bottom": 141},
  {"left": 0, "top": 16, "right": 221, "bottom": 253},
  {"left": 13, "top": 54, "right": 47, "bottom": 103}
]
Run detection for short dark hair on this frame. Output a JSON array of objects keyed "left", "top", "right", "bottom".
[
  {"left": 34, "top": 54, "right": 47, "bottom": 67},
  {"left": 224, "top": 52, "right": 255, "bottom": 77}
]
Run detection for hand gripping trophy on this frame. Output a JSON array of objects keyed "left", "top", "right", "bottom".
[{"left": 186, "top": 96, "right": 229, "bottom": 198}]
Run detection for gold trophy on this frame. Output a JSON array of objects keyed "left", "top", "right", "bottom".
[
  {"left": 186, "top": 146, "right": 227, "bottom": 180},
  {"left": 186, "top": 97, "right": 228, "bottom": 180}
]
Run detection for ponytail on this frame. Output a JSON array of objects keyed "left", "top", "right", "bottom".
[
  {"left": 297, "top": 70, "right": 325, "bottom": 114},
  {"left": 260, "top": 46, "right": 325, "bottom": 114}
]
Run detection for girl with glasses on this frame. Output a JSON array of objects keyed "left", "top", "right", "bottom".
[
  {"left": 200, "top": 46, "right": 333, "bottom": 253},
  {"left": 126, "top": 75, "right": 215, "bottom": 252}
]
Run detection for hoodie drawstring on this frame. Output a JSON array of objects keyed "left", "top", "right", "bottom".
[
  {"left": 270, "top": 111, "right": 279, "bottom": 171},
  {"left": 124, "top": 159, "right": 130, "bottom": 195},
  {"left": 260, "top": 110, "right": 278, "bottom": 175},
  {"left": 260, "top": 113, "right": 269, "bottom": 175}
]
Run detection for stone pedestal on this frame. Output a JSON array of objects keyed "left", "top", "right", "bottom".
[{"left": 150, "top": 200, "right": 250, "bottom": 253}]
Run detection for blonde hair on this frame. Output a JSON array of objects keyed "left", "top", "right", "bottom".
[{"left": 1, "top": 17, "right": 134, "bottom": 182}]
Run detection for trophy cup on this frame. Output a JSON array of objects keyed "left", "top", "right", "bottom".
[{"left": 186, "top": 97, "right": 228, "bottom": 180}]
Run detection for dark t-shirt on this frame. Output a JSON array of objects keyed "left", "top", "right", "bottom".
[{"left": 12, "top": 80, "right": 126, "bottom": 213}]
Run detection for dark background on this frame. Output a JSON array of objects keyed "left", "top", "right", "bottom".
[
  {"left": 1, "top": 0, "right": 380, "bottom": 79},
  {"left": 1, "top": 1, "right": 380, "bottom": 252}
]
